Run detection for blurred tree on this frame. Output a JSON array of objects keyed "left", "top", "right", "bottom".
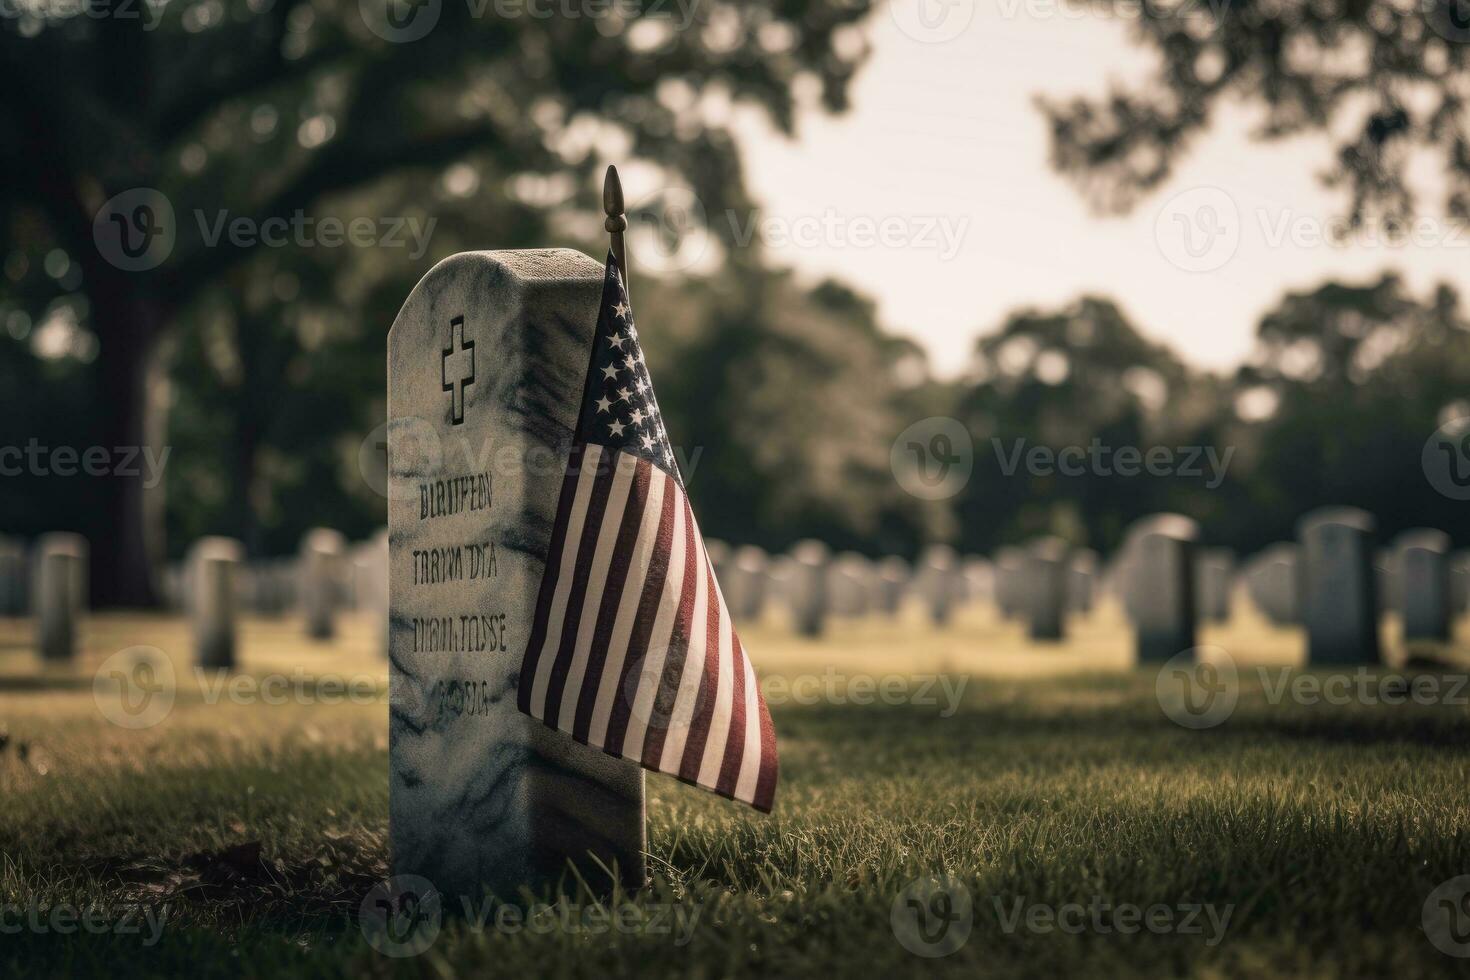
[
  {"left": 1040, "top": 0, "right": 1470, "bottom": 222},
  {"left": 0, "top": 0, "right": 876, "bottom": 604}
]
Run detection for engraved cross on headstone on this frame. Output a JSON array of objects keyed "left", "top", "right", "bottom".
[{"left": 441, "top": 315, "right": 475, "bottom": 425}]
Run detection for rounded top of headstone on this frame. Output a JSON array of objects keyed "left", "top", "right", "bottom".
[
  {"left": 390, "top": 249, "right": 604, "bottom": 342},
  {"left": 301, "top": 527, "right": 347, "bottom": 556},
  {"left": 705, "top": 539, "right": 732, "bottom": 565},
  {"left": 1070, "top": 549, "right": 1099, "bottom": 571},
  {"left": 993, "top": 545, "right": 1024, "bottom": 568},
  {"left": 734, "top": 545, "right": 768, "bottom": 571},
  {"left": 36, "top": 532, "right": 87, "bottom": 556},
  {"left": 1394, "top": 527, "right": 1451, "bottom": 554},
  {"left": 878, "top": 555, "right": 910, "bottom": 579},
  {"left": 188, "top": 536, "right": 245, "bottom": 563},
  {"left": 1258, "top": 542, "right": 1299, "bottom": 566},
  {"left": 962, "top": 556, "right": 992, "bottom": 574},
  {"left": 1296, "top": 506, "right": 1375, "bottom": 538},
  {"left": 791, "top": 539, "right": 830, "bottom": 565},
  {"left": 371, "top": 526, "right": 389, "bottom": 548},
  {"left": 1026, "top": 536, "right": 1070, "bottom": 562},
  {"left": 920, "top": 544, "right": 958, "bottom": 570},
  {"left": 1124, "top": 513, "right": 1200, "bottom": 544}
]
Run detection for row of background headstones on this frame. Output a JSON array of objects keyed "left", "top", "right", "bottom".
[{"left": 4, "top": 506, "right": 1464, "bottom": 669}]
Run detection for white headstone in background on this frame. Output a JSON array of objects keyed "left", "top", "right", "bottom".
[
  {"left": 725, "top": 545, "right": 769, "bottom": 624},
  {"left": 962, "top": 556, "right": 993, "bottom": 608},
  {"left": 875, "top": 556, "right": 909, "bottom": 616},
  {"left": 0, "top": 536, "right": 26, "bottom": 616},
  {"left": 827, "top": 552, "right": 873, "bottom": 618},
  {"left": 1123, "top": 514, "right": 1199, "bottom": 662},
  {"left": 1298, "top": 508, "right": 1379, "bottom": 664},
  {"left": 300, "top": 528, "right": 346, "bottom": 640},
  {"left": 1194, "top": 548, "right": 1234, "bottom": 623},
  {"left": 387, "top": 248, "right": 645, "bottom": 900},
  {"left": 917, "top": 544, "right": 959, "bottom": 626},
  {"left": 1395, "top": 528, "right": 1452, "bottom": 644},
  {"left": 788, "top": 539, "right": 830, "bottom": 637},
  {"left": 189, "top": 537, "right": 245, "bottom": 670},
  {"left": 1244, "top": 543, "right": 1300, "bottom": 625},
  {"left": 1024, "top": 536, "right": 1069, "bottom": 641},
  {"left": 34, "top": 533, "right": 87, "bottom": 663},
  {"left": 1067, "top": 549, "right": 1098, "bottom": 615},
  {"left": 993, "top": 547, "right": 1024, "bottom": 620}
]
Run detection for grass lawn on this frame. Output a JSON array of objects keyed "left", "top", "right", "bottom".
[{"left": 0, "top": 603, "right": 1467, "bottom": 977}]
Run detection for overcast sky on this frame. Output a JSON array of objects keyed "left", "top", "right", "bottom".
[{"left": 727, "top": 2, "right": 1466, "bottom": 379}]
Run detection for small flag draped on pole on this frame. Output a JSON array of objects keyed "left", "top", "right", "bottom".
[{"left": 516, "top": 169, "right": 779, "bottom": 813}]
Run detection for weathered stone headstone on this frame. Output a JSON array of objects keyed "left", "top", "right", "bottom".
[
  {"left": 189, "top": 537, "right": 245, "bottom": 670},
  {"left": 993, "top": 546, "right": 1024, "bottom": 620},
  {"left": 359, "top": 529, "right": 390, "bottom": 658},
  {"left": 0, "top": 536, "right": 26, "bottom": 615},
  {"left": 1124, "top": 514, "right": 1199, "bottom": 662},
  {"left": 1067, "top": 549, "right": 1098, "bottom": 614},
  {"left": 827, "top": 552, "right": 873, "bottom": 618},
  {"left": 1193, "top": 548, "right": 1234, "bottom": 623},
  {"left": 787, "top": 539, "right": 829, "bottom": 637},
  {"left": 875, "top": 556, "right": 909, "bottom": 616},
  {"left": 388, "top": 248, "right": 645, "bottom": 900},
  {"left": 725, "top": 545, "right": 768, "bottom": 624},
  {"left": 962, "top": 556, "right": 993, "bottom": 608},
  {"left": 1244, "top": 544, "right": 1300, "bottom": 625},
  {"left": 1451, "top": 550, "right": 1470, "bottom": 617},
  {"left": 1395, "top": 528, "right": 1452, "bottom": 643},
  {"left": 300, "top": 528, "right": 346, "bottom": 640},
  {"left": 1297, "top": 507, "right": 1379, "bottom": 664},
  {"left": 916, "top": 544, "right": 959, "bottom": 626},
  {"left": 1024, "top": 536, "right": 1068, "bottom": 641},
  {"left": 34, "top": 533, "right": 87, "bottom": 663}
]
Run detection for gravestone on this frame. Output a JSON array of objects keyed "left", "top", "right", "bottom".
[
  {"left": 1244, "top": 544, "right": 1300, "bottom": 625},
  {"left": 189, "top": 537, "right": 244, "bottom": 670},
  {"left": 388, "top": 248, "right": 644, "bottom": 901},
  {"left": 1067, "top": 549, "right": 1098, "bottom": 614},
  {"left": 1395, "top": 528, "right": 1452, "bottom": 643},
  {"left": 1374, "top": 548, "right": 1397, "bottom": 615},
  {"left": 1124, "top": 514, "right": 1199, "bottom": 662},
  {"left": 917, "top": 545, "right": 959, "bottom": 626},
  {"left": 993, "top": 547, "right": 1024, "bottom": 620},
  {"left": 359, "top": 529, "right": 390, "bottom": 658},
  {"left": 788, "top": 539, "right": 830, "bottom": 637},
  {"left": 725, "top": 545, "right": 768, "bottom": 624},
  {"left": 1194, "top": 548, "right": 1234, "bottom": 623},
  {"left": 827, "top": 552, "right": 873, "bottom": 618},
  {"left": 34, "top": 533, "right": 86, "bottom": 662},
  {"left": 704, "top": 539, "right": 732, "bottom": 590},
  {"left": 875, "top": 556, "right": 909, "bottom": 616},
  {"left": 1024, "top": 536, "right": 1068, "bottom": 641},
  {"left": 0, "top": 536, "right": 26, "bottom": 615},
  {"left": 1297, "top": 508, "right": 1379, "bottom": 664},
  {"left": 1450, "top": 550, "right": 1470, "bottom": 617},
  {"left": 300, "top": 528, "right": 346, "bottom": 640},
  {"left": 962, "top": 556, "right": 993, "bottom": 608}
]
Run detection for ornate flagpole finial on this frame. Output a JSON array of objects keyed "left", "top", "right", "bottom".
[{"left": 603, "top": 164, "right": 629, "bottom": 299}]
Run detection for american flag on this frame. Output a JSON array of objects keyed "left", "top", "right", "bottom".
[{"left": 518, "top": 254, "right": 778, "bottom": 813}]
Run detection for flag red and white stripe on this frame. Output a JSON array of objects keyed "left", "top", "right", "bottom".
[{"left": 517, "top": 256, "right": 778, "bottom": 812}]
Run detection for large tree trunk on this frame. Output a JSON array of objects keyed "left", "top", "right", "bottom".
[{"left": 90, "top": 282, "right": 169, "bottom": 608}]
